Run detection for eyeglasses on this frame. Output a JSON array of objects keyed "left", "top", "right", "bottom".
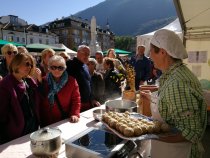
[
  {"left": 49, "top": 66, "right": 65, "bottom": 71},
  {"left": 7, "top": 51, "right": 18, "bottom": 55},
  {"left": 24, "top": 62, "right": 33, "bottom": 68}
]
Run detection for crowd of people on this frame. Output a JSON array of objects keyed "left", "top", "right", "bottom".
[{"left": 0, "top": 29, "right": 207, "bottom": 158}]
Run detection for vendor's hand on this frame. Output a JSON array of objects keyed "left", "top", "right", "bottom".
[
  {"left": 158, "top": 132, "right": 187, "bottom": 143},
  {"left": 69, "top": 115, "right": 79, "bottom": 123},
  {"left": 140, "top": 90, "right": 151, "bottom": 100},
  {"left": 92, "top": 100, "right": 101, "bottom": 107}
]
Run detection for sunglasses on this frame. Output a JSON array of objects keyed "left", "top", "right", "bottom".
[
  {"left": 7, "top": 51, "right": 18, "bottom": 55},
  {"left": 24, "top": 62, "right": 33, "bottom": 68},
  {"left": 49, "top": 66, "right": 65, "bottom": 71}
]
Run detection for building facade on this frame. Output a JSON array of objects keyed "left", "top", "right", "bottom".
[
  {"left": 0, "top": 15, "right": 59, "bottom": 45},
  {"left": 47, "top": 15, "right": 115, "bottom": 51},
  {"left": 0, "top": 15, "right": 115, "bottom": 52}
]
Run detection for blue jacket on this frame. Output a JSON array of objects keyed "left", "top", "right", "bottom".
[{"left": 130, "top": 55, "right": 151, "bottom": 81}]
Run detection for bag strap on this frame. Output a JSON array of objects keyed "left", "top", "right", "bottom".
[{"left": 54, "top": 94, "right": 68, "bottom": 119}]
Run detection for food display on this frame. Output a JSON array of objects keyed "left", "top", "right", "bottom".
[
  {"left": 102, "top": 111, "right": 171, "bottom": 139},
  {"left": 124, "top": 63, "right": 135, "bottom": 91}
]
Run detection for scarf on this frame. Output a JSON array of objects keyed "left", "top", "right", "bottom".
[{"left": 47, "top": 71, "right": 68, "bottom": 106}]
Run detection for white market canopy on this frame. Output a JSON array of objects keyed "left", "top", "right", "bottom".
[
  {"left": 174, "top": 0, "right": 210, "bottom": 40},
  {"left": 136, "top": 18, "right": 182, "bottom": 56},
  {"left": 51, "top": 44, "right": 77, "bottom": 56}
]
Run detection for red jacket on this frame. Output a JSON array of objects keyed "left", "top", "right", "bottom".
[{"left": 40, "top": 76, "right": 81, "bottom": 127}]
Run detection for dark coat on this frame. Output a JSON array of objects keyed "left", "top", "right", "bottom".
[
  {"left": 0, "top": 58, "right": 9, "bottom": 77},
  {"left": 66, "top": 57, "right": 91, "bottom": 103},
  {"left": 0, "top": 75, "right": 40, "bottom": 144},
  {"left": 104, "top": 68, "right": 121, "bottom": 100},
  {"left": 130, "top": 55, "right": 151, "bottom": 89},
  {"left": 91, "top": 71, "right": 105, "bottom": 104}
]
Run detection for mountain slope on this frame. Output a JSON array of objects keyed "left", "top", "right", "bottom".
[{"left": 74, "top": 0, "right": 177, "bottom": 36}]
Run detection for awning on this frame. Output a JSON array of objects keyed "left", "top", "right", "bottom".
[
  {"left": 103, "top": 48, "right": 132, "bottom": 55},
  {"left": 0, "top": 39, "right": 25, "bottom": 47},
  {"left": 26, "top": 43, "right": 65, "bottom": 52},
  {"left": 50, "top": 44, "right": 77, "bottom": 54},
  {"left": 173, "top": 0, "right": 210, "bottom": 40}
]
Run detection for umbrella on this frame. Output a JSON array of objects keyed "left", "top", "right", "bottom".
[
  {"left": 0, "top": 39, "right": 25, "bottom": 46},
  {"left": 26, "top": 43, "right": 65, "bottom": 52},
  {"left": 103, "top": 48, "right": 132, "bottom": 55}
]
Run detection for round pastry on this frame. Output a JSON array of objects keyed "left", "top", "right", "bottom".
[
  {"left": 123, "top": 127, "right": 134, "bottom": 137},
  {"left": 147, "top": 125, "right": 154, "bottom": 134},
  {"left": 134, "top": 126, "right": 143, "bottom": 136},
  {"left": 139, "top": 125, "right": 147, "bottom": 134},
  {"left": 119, "top": 124, "right": 128, "bottom": 133},
  {"left": 116, "top": 122, "right": 124, "bottom": 131},
  {"left": 124, "top": 111, "right": 130, "bottom": 115},
  {"left": 108, "top": 118, "right": 117, "bottom": 128}
]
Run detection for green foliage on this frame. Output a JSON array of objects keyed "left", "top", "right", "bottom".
[{"left": 114, "top": 36, "right": 135, "bottom": 51}]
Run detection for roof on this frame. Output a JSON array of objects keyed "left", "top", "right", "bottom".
[
  {"left": 174, "top": 0, "right": 210, "bottom": 39},
  {"left": 26, "top": 43, "right": 65, "bottom": 52},
  {"left": 139, "top": 18, "right": 182, "bottom": 37}
]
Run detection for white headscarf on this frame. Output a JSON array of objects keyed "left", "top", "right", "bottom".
[{"left": 150, "top": 29, "right": 188, "bottom": 59}]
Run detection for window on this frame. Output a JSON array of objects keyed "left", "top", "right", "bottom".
[
  {"left": 39, "top": 39, "right": 42, "bottom": 43},
  {"left": 16, "top": 37, "right": 20, "bottom": 42},
  {"left": 8, "top": 36, "right": 14, "bottom": 42},
  {"left": 22, "top": 38, "right": 25, "bottom": 43},
  {"left": 30, "top": 38, "right": 33, "bottom": 44}
]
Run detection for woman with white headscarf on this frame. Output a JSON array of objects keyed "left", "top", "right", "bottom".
[{"left": 141, "top": 29, "right": 207, "bottom": 158}]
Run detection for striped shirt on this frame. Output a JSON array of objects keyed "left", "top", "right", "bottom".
[{"left": 158, "top": 61, "right": 207, "bottom": 158}]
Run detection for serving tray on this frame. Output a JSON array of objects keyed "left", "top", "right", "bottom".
[{"left": 101, "top": 113, "right": 178, "bottom": 141}]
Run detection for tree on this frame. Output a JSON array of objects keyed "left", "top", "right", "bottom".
[{"left": 114, "top": 36, "right": 136, "bottom": 52}]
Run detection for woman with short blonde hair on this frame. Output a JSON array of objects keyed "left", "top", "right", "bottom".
[
  {"left": 0, "top": 44, "right": 18, "bottom": 79},
  {"left": 39, "top": 48, "right": 55, "bottom": 77}
]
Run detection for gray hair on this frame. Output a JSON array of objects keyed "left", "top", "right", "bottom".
[
  {"left": 48, "top": 55, "right": 66, "bottom": 67},
  {"left": 78, "top": 45, "right": 90, "bottom": 51},
  {"left": 88, "top": 58, "right": 97, "bottom": 65}
]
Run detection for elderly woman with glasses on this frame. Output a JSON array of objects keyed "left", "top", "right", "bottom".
[
  {"left": 0, "top": 53, "right": 41, "bottom": 144},
  {"left": 39, "top": 55, "right": 81, "bottom": 127},
  {"left": 0, "top": 44, "right": 18, "bottom": 80}
]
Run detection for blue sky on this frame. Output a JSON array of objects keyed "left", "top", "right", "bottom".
[{"left": 0, "top": 0, "right": 105, "bottom": 25}]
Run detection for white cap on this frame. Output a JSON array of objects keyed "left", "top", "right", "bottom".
[{"left": 150, "top": 29, "right": 188, "bottom": 59}]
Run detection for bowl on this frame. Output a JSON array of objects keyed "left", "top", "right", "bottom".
[
  {"left": 93, "top": 109, "right": 106, "bottom": 121},
  {"left": 139, "top": 85, "right": 159, "bottom": 92},
  {"left": 105, "top": 99, "right": 137, "bottom": 113}
]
